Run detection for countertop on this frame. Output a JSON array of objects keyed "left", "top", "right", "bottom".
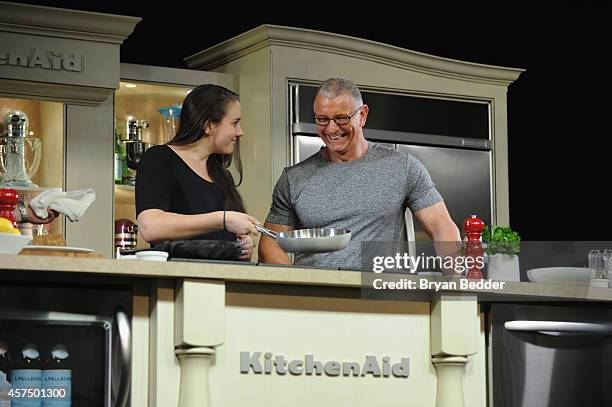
[{"left": 1, "top": 255, "right": 611, "bottom": 302}]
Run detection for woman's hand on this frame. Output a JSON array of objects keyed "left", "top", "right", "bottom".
[
  {"left": 237, "top": 234, "right": 254, "bottom": 260},
  {"left": 224, "top": 211, "right": 260, "bottom": 236}
]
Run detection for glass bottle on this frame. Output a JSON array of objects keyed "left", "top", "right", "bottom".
[
  {"left": 10, "top": 342, "right": 42, "bottom": 407},
  {"left": 0, "top": 337, "right": 11, "bottom": 407},
  {"left": 42, "top": 344, "right": 71, "bottom": 407},
  {"left": 0, "top": 337, "right": 10, "bottom": 375},
  {"left": 114, "top": 126, "right": 125, "bottom": 185}
]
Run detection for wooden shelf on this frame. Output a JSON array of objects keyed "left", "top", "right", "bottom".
[
  {"left": 4, "top": 186, "right": 63, "bottom": 201},
  {"left": 115, "top": 184, "right": 135, "bottom": 191},
  {"left": 2, "top": 186, "right": 60, "bottom": 192},
  {"left": 115, "top": 184, "right": 135, "bottom": 205}
]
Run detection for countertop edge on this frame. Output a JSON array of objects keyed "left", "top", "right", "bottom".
[{"left": 2, "top": 255, "right": 612, "bottom": 302}]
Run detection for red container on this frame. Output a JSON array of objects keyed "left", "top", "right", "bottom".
[
  {"left": 463, "top": 214, "right": 485, "bottom": 279},
  {"left": 0, "top": 188, "right": 19, "bottom": 227}
]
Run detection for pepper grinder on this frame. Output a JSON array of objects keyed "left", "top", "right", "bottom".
[
  {"left": 463, "top": 214, "right": 485, "bottom": 279},
  {"left": 0, "top": 188, "right": 19, "bottom": 227}
]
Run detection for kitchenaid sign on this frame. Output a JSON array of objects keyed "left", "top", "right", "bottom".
[
  {"left": 0, "top": 48, "right": 82, "bottom": 72},
  {"left": 240, "top": 352, "right": 409, "bottom": 378}
]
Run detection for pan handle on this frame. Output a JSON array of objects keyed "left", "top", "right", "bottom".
[{"left": 256, "top": 225, "right": 279, "bottom": 240}]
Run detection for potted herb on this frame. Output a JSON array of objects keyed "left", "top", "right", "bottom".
[{"left": 482, "top": 225, "right": 521, "bottom": 281}]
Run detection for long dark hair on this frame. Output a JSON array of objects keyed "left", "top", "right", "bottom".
[{"left": 168, "top": 84, "right": 246, "bottom": 213}]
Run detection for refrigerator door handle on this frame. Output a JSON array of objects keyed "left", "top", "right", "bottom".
[
  {"left": 114, "top": 309, "right": 131, "bottom": 407},
  {"left": 505, "top": 320, "right": 612, "bottom": 336},
  {"left": 404, "top": 207, "right": 416, "bottom": 258}
]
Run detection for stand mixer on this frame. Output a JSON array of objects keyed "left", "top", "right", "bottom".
[{"left": 0, "top": 111, "right": 41, "bottom": 188}]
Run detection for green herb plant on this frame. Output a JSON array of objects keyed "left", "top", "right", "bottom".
[{"left": 481, "top": 225, "right": 521, "bottom": 255}]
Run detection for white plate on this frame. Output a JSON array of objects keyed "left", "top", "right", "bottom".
[
  {"left": 23, "top": 245, "right": 94, "bottom": 253},
  {"left": 527, "top": 267, "right": 594, "bottom": 286}
]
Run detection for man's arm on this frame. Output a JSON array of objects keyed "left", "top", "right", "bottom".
[
  {"left": 413, "top": 201, "right": 460, "bottom": 257},
  {"left": 258, "top": 221, "right": 295, "bottom": 264}
]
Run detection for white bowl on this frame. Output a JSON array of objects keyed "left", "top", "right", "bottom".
[
  {"left": 135, "top": 250, "right": 168, "bottom": 262},
  {"left": 0, "top": 232, "right": 32, "bottom": 254},
  {"left": 527, "top": 267, "right": 594, "bottom": 286}
]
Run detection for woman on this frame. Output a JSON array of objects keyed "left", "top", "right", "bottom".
[{"left": 136, "top": 84, "right": 260, "bottom": 260}]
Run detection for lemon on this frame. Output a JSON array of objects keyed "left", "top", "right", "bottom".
[
  {"left": 11, "top": 228, "right": 21, "bottom": 235},
  {"left": 0, "top": 217, "right": 15, "bottom": 233}
]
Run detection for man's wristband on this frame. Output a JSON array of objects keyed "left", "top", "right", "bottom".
[{"left": 17, "top": 201, "right": 29, "bottom": 224}]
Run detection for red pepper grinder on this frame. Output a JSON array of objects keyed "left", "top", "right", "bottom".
[
  {"left": 463, "top": 214, "right": 485, "bottom": 279},
  {"left": 0, "top": 188, "right": 19, "bottom": 227}
]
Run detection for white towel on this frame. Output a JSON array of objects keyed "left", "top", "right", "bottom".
[{"left": 29, "top": 188, "right": 96, "bottom": 222}]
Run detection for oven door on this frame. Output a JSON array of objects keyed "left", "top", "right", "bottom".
[{"left": 490, "top": 303, "right": 612, "bottom": 407}]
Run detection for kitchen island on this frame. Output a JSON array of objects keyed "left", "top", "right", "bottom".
[{"left": 2, "top": 255, "right": 611, "bottom": 407}]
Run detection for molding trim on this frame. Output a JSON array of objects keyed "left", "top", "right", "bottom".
[
  {"left": 185, "top": 25, "right": 524, "bottom": 86},
  {"left": 0, "top": 1, "right": 141, "bottom": 44},
  {"left": 0, "top": 78, "right": 113, "bottom": 106},
  {"left": 120, "top": 63, "right": 236, "bottom": 89}
]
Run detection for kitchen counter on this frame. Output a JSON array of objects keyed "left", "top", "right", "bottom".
[
  {"left": 1, "top": 254, "right": 611, "bottom": 302},
  {"left": 3, "top": 254, "right": 611, "bottom": 407}
]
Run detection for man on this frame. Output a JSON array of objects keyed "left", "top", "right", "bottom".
[{"left": 258, "top": 78, "right": 460, "bottom": 269}]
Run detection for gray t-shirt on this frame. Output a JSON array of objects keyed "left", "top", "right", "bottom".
[{"left": 265, "top": 143, "right": 442, "bottom": 269}]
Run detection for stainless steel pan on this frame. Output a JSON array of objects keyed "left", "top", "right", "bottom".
[{"left": 256, "top": 225, "right": 351, "bottom": 253}]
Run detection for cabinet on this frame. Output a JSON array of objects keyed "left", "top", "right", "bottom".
[
  {"left": 0, "top": 96, "right": 65, "bottom": 241},
  {"left": 113, "top": 64, "right": 236, "bottom": 252}
]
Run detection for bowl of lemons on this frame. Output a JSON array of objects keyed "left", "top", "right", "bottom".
[{"left": 0, "top": 217, "right": 31, "bottom": 254}]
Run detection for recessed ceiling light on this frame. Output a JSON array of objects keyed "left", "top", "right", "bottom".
[{"left": 125, "top": 83, "right": 137, "bottom": 88}]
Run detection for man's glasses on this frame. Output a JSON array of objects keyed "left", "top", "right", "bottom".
[{"left": 314, "top": 105, "right": 363, "bottom": 126}]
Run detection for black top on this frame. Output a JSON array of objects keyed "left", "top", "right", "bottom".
[{"left": 135, "top": 144, "right": 235, "bottom": 241}]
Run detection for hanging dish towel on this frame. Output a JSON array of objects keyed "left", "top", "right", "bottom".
[{"left": 29, "top": 188, "right": 96, "bottom": 222}]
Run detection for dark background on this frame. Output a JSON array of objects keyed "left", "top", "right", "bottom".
[{"left": 12, "top": 2, "right": 611, "bottom": 241}]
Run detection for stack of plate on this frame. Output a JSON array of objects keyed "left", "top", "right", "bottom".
[{"left": 527, "top": 267, "right": 594, "bottom": 286}]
